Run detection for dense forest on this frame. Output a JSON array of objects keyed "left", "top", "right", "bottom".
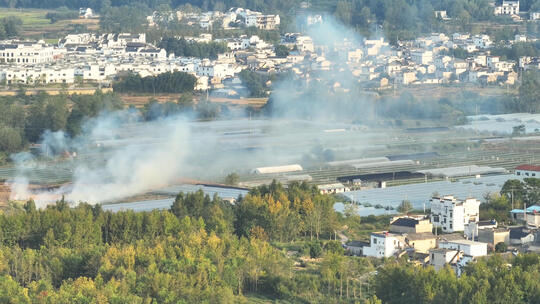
[
  {"left": 159, "top": 37, "right": 228, "bottom": 59},
  {"left": 0, "top": 182, "right": 381, "bottom": 302},
  {"left": 5, "top": 0, "right": 540, "bottom": 42},
  {"left": 374, "top": 254, "right": 540, "bottom": 304},
  {"left": 0, "top": 92, "right": 123, "bottom": 162},
  {"left": 0, "top": 16, "right": 22, "bottom": 39},
  {"left": 0, "top": 180, "right": 539, "bottom": 302},
  {"left": 113, "top": 71, "right": 197, "bottom": 94}
]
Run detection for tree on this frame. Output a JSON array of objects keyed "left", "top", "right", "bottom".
[
  {"left": 518, "top": 70, "right": 540, "bottom": 113},
  {"left": 397, "top": 200, "right": 413, "bottom": 214},
  {"left": 224, "top": 173, "right": 239, "bottom": 186},
  {"left": 274, "top": 44, "right": 289, "bottom": 58},
  {"left": 0, "top": 125, "right": 23, "bottom": 153},
  {"left": 495, "top": 242, "right": 507, "bottom": 252},
  {"left": 309, "top": 241, "right": 323, "bottom": 258},
  {"left": 0, "top": 16, "right": 22, "bottom": 38}
]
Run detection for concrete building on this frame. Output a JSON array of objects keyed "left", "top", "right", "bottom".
[
  {"left": 509, "top": 227, "right": 535, "bottom": 245},
  {"left": 494, "top": 1, "right": 520, "bottom": 15},
  {"left": 317, "top": 183, "right": 350, "bottom": 194},
  {"left": 0, "top": 41, "right": 57, "bottom": 64},
  {"left": 510, "top": 205, "right": 540, "bottom": 228},
  {"left": 438, "top": 239, "right": 488, "bottom": 257},
  {"left": 363, "top": 231, "right": 405, "bottom": 258},
  {"left": 464, "top": 219, "right": 497, "bottom": 240},
  {"left": 405, "top": 233, "right": 437, "bottom": 253},
  {"left": 430, "top": 196, "right": 481, "bottom": 233},
  {"left": 515, "top": 165, "right": 540, "bottom": 178},
  {"left": 389, "top": 217, "right": 433, "bottom": 234},
  {"left": 345, "top": 241, "right": 368, "bottom": 256},
  {"left": 411, "top": 50, "right": 433, "bottom": 65},
  {"left": 477, "top": 228, "right": 510, "bottom": 247},
  {"left": 429, "top": 248, "right": 460, "bottom": 271}
]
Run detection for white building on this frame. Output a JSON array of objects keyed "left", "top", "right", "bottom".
[
  {"left": 0, "top": 66, "right": 75, "bottom": 84},
  {"left": 430, "top": 195, "right": 480, "bottom": 233},
  {"left": 510, "top": 205, "right": 540, "bottom": 228},
  {"left": 79, "top": 8, "right": 94, "bottom": 19},
  {"left": 472, "top": 35, "right": 492, "bottom": 49},
  {"left": 494, "top": 1, "right": 520, "bottom": 15},
  {"left": 363, "top": 231, "right": 404, "bottom": 258},
  {"left": 0, "top": 41, "right": 57, "bottom": 64},
  {"left": 438, "top": 239, "right": 488, "bottom": 257},
  {"left": 429, "top": 248, "right": 460, "bottom": 271},
  {"left": 515, "top": 34, "right": 527, "bottom": 42},
  {"left": 515, "top": 165, "right": 540, "bottom": 178},
  {"left": 196, "top": 62, "right": 235, "bottom": 78},
  {"left": 411, "top": 50, "right": 433, "bottom": 65},
  {"left": 317, "top": 183, "right": 349, "bottom": 194},
  {"left": 244, "top": 13, "right": 280, "bottom": 30}
]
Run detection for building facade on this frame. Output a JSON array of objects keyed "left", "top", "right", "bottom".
[{"left": 430, "top": 196, "right": 480, "bottom": 233}]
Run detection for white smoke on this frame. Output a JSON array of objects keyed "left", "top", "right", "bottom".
[
  {"left": 8, "top": 111, "right": 191, "bottom": 207},
  {"left": 7, "top": 15, "right": 385, "bottom": 207}
]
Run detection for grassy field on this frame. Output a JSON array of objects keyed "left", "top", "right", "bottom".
[
  {"left": 0, "top": 9, "right": 99, "bottom": 40},
  {"left": 119, "top": 93, "right": 268, "bottom": 109}
]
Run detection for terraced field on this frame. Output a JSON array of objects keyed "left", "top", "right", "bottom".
[{"left": 0, "top": 9, "right": 99, "bottom": 40}]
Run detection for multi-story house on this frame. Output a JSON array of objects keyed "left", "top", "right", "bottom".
[{"left": 430, "top": 195, "right": 480, "bottom": 233}]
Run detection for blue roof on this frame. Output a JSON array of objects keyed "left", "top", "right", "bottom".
[
  {"left": 527, "top": 205, "right": 540, "bottom": 212},
  {"left": 510, "top": 205, "right": 540, "bottom": 213}
]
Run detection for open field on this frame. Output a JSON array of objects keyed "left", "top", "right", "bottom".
[
  {"left": 392, "top": 85, "right": 514, "bottom": 100},
  {"left": 0, "top": 87, "right": 112, "bottom": 96},
  {"left": 0, "top": 9, "right": 99, "bottom": 39},
  {"left": 119, "top": 93, "right": 268, "bottom": 108}
]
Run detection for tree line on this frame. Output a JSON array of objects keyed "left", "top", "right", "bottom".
[
  {"left": 3, "top": 0, "right": 531, "bottom": 43},
  {"left": 158, "top": 37, "right": 228, "bottom": 59},
  {"left": 0, "top": 181, "right": 384, "bottom": 302},
  {"left": 113, "top": 71, "right": 197, "bottom": 94},
  {"left": 0, "top": 16, "right": 21, "bottom": 39},
  {"left": 0, "top": 92, "right": 123, "bottom": 163},
  {"left": 374, "top": 254, "right": 540, "bottom": 304}
]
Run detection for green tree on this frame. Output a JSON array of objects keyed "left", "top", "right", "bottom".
[
  {"left": 397, "top": 200, "right": 413, "bottom": 214},
  {"left": 224, "top": 173, "right": 239, "bottom": 186},
  {"left": 495, "top": 242, "right": 507, "bottom": 252},
  {"left": 274, "top": 44, "right": 289, "bottom": 58},
  {"left": 0, "top": 125, "right": 23, "bottom": 153}
]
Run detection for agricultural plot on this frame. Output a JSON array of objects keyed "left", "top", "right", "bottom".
[{"left": 0, "top": 9, "right": 99, "bottom": 40}]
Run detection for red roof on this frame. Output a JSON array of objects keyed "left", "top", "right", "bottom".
[{"left": 516, "top": 165, "right": 540, "bottom": 172}]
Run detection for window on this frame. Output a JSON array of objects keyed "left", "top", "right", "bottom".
[
  {"left": 517, "top": 172, "right": 521, "bottom": 175},
  {"left": 373, "top": 239, "right": 377, "bottom": 244}
]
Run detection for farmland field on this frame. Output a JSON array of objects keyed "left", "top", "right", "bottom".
[{"left": 0, "top": 9, "right": 99, "bottom": 40}]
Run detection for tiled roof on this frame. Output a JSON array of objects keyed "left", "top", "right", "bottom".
[{"left": 516, "top": 165, "right": 540, "bottom": 171}]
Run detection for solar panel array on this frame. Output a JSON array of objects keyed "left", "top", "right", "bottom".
[
  {"left": 102, "top": 184, "right": 249, "bottom": 212},
  {"left": 344, "top": 174, "right": 522, "bottom": 212}
]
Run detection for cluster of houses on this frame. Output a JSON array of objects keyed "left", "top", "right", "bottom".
[
  {"left": 0, "top": 33, "right": 240, "bottom": 91},
  {"left": 2, "top": 5, "right": 540, "bottom": 95},
  {"left": 346, "top": 192, "right": 540, "bottom": 276},
  {"left": 147, "top": 7, "right": 280, "bottom": 30}
]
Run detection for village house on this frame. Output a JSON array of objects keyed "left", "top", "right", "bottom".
[
  {"left": 0, "top": 41, "right": 59, "bottom": 64},
  {"left": 510, "top": 205, "right": 540, "bottom": 228},
  {"left": 494, "top": 0, "right": 520, "bottom": 15},
  {"left": 430, "top": 195, "right": 480, "bottom": 233},
  {"left": 363, "top": 231, "right": 405, "bottom": 258},
  {"left": 515, "top": 165, "right": 540, "bottom": 177},
  {"left": 438, "top": 239, "right": 488, "bottom": 257},
  {"left": 389, "top": 216, "right": 433, "bottom": 234}
]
